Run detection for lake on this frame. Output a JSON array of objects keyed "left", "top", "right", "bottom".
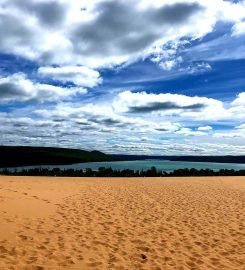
[{"left": 6, "top": 160, "right": 245, "bottom": 172}]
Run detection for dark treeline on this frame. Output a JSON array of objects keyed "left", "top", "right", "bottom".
[{"left": 1, "top": 167, "right": 244, "bottom": 177}]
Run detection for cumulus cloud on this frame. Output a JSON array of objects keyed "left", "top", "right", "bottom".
[
  {"left": 231, "top": 92, "right": 245, "bottom": 106},
  {"left": 70, "top": 1, "right": 203, "bottom": 63},
  {"left": 1, "top": 91, "right": 244, "bottom": 154},
  {"left": 112, "top": 90, "right": 245, "bottom": 125},
  {"left": 0, "top": 0, "right": 244, "bottom": 68},
  {"left": 33, "top": 102, "right": 181, "bottom": 136},
  {"left": 232, "top": 21, "right": 245, "bottom": 36},
  {"left": 24, "top": 88, "right": 244, "bottom": 152},
  {"left": 113, "top": 91, "right": 227, "bottom": 120},
  {"left": 0, "top": 73, "right": 87, "bottom": 103},
  {"left": 229, "top": 92, "right": 245, "bottom": 119},
  {"left": 38, "top": 66, "right": 102, "bottom": 87},
  {"left": 2, "top": 106, "right": 244, "bottom": 154}
]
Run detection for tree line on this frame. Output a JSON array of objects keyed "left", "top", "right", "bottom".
[{"left": 0, "top": 167, "right": 244, "bottom": 177}]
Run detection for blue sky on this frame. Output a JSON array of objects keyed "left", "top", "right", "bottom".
[{"left": 0, "top": 0, "right": 245, "bottom": 155}]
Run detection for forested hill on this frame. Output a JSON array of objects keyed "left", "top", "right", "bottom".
[
  {"left": 111, "top": 155, "right": 245, "bottom": 164},
  {"left": 0, "top": 146, "right": 113, "bottom": 167}
]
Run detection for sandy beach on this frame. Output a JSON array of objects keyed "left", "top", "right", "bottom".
[{"left": 0, "top": 176, "right": 244, "bottom": 270}]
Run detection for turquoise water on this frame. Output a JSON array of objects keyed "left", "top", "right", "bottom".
[{"left": 7, "top": 160, "right": 245, "bottom": 172}]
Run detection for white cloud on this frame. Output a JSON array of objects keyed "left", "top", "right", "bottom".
[
  {"left": 34, "top": 102, "right": 180, "bottom": 134},
  {"left": 113, "top": 90, "right": 228, "bottom": 121},
  {"left": 38, "top": 66, "right": 102, "bottom": 87},
  {"left": 112, "top": 90, "right": 245, "bottom": 127},
  {"left": 197, "top": 126, "right": 213, "bottom": 131},
  {"left": 1, "top": 91, "right": 244, "bottom": 154},
  {"left": 26, "top": 88, "right": 245, "bottom": 153},
  {"left": 159, "top": 60, "right": 177, "bottom": 71},
  {"left": 175, "top": 127, "right": 207, "bottom": 136},
  {"left": 236, "top": 123, "right": 245, "bottom": 129},
  {"left": 229, "top": 92, "right": 245, "bottom": 119},
  {"left": 232, "top": 21, "right": 245, "bottom": 36},
  {"left": 159, "top": 57, "right": 183, "bottom": 71},
  {"left": 2, "top": 105, "right": 245, "bottom": 154},
  {"left": 0, "top": 0, "right": 244, "bottom": 69},
  {"left": 180, "top": 62, "right": 212, "bottom": 74},
  {"left": 0, "top": 73, "right": 87, "bottom": 103},
  {"left": 231, "top": 92, "right": 245, "bottom": 106}
]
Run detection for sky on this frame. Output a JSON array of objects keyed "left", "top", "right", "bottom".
[{"left": 0, "top": 0, "right": 245, "bottom": 155}]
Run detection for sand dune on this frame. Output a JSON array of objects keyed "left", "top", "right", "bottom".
[{"left": 0, "top": 176, "right": 244, "bottom": 270}]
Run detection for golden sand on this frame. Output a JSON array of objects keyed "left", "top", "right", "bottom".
[{"left": 0, "top": 176, "right": 244, "bottom": 270}]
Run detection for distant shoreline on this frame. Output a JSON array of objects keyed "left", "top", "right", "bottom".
[
  {"left": 111, "top": 155, "right": 245, "bottom": 164},
  {"left": 0, "top": 146, "right": 244, "bottom": 168}
]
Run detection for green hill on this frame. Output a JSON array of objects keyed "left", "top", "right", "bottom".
[{"left": 0, "top": 146, "right": 114, "bottom": 167}]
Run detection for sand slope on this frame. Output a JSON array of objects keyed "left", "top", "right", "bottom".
[{"left": 0, "top": 176, "right": 244, "bottom": 270}]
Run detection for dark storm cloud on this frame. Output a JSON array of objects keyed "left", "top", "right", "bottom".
[
  {"left": 128, "top": 102, "right": 206, "bottom": 113},
  {"left": 71, "top": 1, "right": 203, "bottom": 56}
]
